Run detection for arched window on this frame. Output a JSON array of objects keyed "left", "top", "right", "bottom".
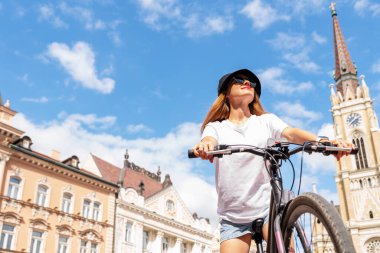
[
  {"left": 369, "top": 211, "right": 374, "bottom": 219},
  {"left": 353, "top": 137, "right": 368, "bottom": 169},
  {"left": 7, "top": 177, "right": 21, "bottom": 199},
  {"left": 36, "top": 185, "right": 48, "bottom": 206},
  {"left": 62, "top": 193, "right": 73, "bottom": 213}
]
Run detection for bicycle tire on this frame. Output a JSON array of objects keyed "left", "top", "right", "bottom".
[{"left": 281, "top": 192, "right": 356, "bottom": 253}]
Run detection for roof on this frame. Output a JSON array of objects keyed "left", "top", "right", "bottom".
[{"left": 91, "top": 154, "right": 163, "bottom": 198}]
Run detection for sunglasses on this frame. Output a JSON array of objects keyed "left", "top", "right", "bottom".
[{"left": 232, "top": 77, "right": 257, "bottom": 88}]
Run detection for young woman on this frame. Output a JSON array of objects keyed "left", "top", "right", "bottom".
[{"left": 192, "top": 68, "right": 353, "bottom": 253}]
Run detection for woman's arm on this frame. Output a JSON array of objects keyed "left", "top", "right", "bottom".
[
  {"left": 281, "top": 127, "right": 318, "bottom": 144},
  {"left": 281, "top": 127, "right": 354, "bottom": 160}
]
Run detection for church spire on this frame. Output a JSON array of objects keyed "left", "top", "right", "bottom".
[{"left": 331, "top": 2, "right": 359, "bottom": 101}]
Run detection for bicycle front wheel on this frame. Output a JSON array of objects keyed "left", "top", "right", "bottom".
[{"left": 281, "top": 192, "right": 355, "bottom": 253}]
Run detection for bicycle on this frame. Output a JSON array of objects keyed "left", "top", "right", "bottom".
[{"left": 188, "top": 139, "right": 358, "bottom": 253}]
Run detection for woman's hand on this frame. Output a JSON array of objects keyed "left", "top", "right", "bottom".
[
  {"left": 330, "top": 139, "right": 355, "bottom": 161},
  {"left": 192, "top": 136, "right": 217, "bottom": 163}
]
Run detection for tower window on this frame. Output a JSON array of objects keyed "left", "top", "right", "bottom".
[
  {"left": 353, "top": 137, "right": 368, "bottom": 170},
  {"left": 369, "top": 211, "right": 374, "bottom": 219}
]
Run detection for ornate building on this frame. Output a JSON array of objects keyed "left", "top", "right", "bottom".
[
  {"left": 0, "top": 99, "right": 119, "bottom": 252},
  {"left": 83, "top": 152, "right": 215, "bottom": 253},
  {"left": 329, "top": 3, "right": 380, "bottom": 252}
]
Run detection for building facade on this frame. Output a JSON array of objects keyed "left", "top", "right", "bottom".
[
  {"left": 329, "top": 3, "right": 380, "bottom": 252},
  {"left": 83, "top": 153, "right": 215, "bottom": 253},
  {"left": 0, "top": 100, "right": 119, "bottom": 252}
]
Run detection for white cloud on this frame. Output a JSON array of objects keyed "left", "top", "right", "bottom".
[
  {"left": 17, "top": 73, "right": 34, "bottom": 86},
  {"left": 58, "top": 2, "right": 106, "bottom": 30},
  {"left": 136, "top": 0, "right": 181, "bottom": 30},
  {"left": 311, "top": 31, "right": 327, "bottom": 44},
  {"left": 279, "top": 0, "right": 325, "bottom": 16},
  {"left": 259, "top": 67, "right": 314, "bottom": 94},
  {"left": 21, "top": 97, "right": 49, "bottom": 103},
  {"left": 136, "top": 0, "right": 232, "bottom": 38},
  {"left": 372, "top": 59, "right": 380, "bottom": 73},
  {"left": 273, "top": 101, "right": 322, "bottom": 128},
  {"left": 58, "top": 112, "right": 117, "bottom": 130},
  {"left": 47, "top": 41, "right": 115, "bottom": 94},
  {"left": 283, "top": 51, "right": 320, "bottom": 73},
  {"left": 185, "top": 15, "right": 234, "bottom": 38},
  {"left": 12, "top": 113, "right": 218, "bottom": 226},
  {"left": 267, "top": 33, "right": 320, "bottom": 73},
  {"left": 38, "top": 4, "right": 67, "bottom": 28},
  {"left": 354, "top": 0, "right": 380, "bottom": 16},
  {"left": 267, "top": 32, "right": 305, "bottom": 51},
  {"left": 127, "top": 124, "right": 153, "bottom": 134},
  {"left": 241, "top": 0, "right": 290, "bottom": 31}
]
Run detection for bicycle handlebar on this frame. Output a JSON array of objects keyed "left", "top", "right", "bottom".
[{"left": 188, "top": 141, "right": 359, "bottom": 159}]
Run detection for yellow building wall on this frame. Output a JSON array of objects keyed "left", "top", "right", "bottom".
[{"left": 0, "top": 151, "right": 117, "bottom": 252}]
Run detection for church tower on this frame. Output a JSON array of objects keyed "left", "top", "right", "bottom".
[{"left": 329, "top": 3, "right": 380, "bottom": 252}]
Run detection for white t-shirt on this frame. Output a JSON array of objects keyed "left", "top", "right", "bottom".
[{"left": 202, "top": 113, "right": 288, "bottom": 223}]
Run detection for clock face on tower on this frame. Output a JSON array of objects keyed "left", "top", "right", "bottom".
[{"left": 346, "top": 113, "right": 362, "bottom": 128}]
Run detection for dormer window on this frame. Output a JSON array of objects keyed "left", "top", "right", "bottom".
[
  {"left": 15, "top": 136, "right": 33, "bottom": 149},
  {"left": 62, "top": 155, "right": 80, "bottom": 169}
]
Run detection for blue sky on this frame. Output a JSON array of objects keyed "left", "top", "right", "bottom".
[{"left": 1, "top": 0, "right": 380, "bottom": 226}]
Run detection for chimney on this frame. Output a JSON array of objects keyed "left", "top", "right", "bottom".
[
  {"left": 312, "top": 183, "right": 318, "bottom": 193},
  {"left": 50, "top": 149, "right": 61, "bottom": 161}
]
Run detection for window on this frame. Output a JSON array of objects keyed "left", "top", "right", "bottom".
[
  {"left": 61, "top": 193, "right": 72, "bottom": 213},
  {"left": 353, "top": 137, "right": 368, "bottom": 169},
  {"left": 181, "top": 242, "right": 187, "bottom": 253},
  {"left": 0, "top": 224, "right": 15, "bottom": 250},
  {"left": 36, "top": 185, "right": 48, "bottom": 206},
  {"left": 7, "top": 177, "right": 21, "bottom": 199},
  {"left": 143, "top": 231, "right": 149, "bottom": 250},
  {"left": 82, "top": 199, "right": 91, "bottom": 219},
  {"left": 80, "top": 241, "right": 97, "bottom": 253},
  {"left": 30, "top": 230, "right": 43, "bottom": 253},
  {"left": 57, "top": 235, "right": 68, "bottom": 253},
  {"left": 166, "top": 200, "right": 175, "bottom": 211},
  {"left": 162, "top": 237, "right": 168, "bottom": 252},
  {"left": 80, "top": 240, "right": 87, "bottom": 253},
  {"left": 125, "top": 222, "right": 133, "bottom": 243},
  {"left": 82, "top": 200, "right": 101, "bottom": 220},
  {"left": 90, "top": 242, "right": 98, "bottom": 253},
  {"left": 93, "top": 202, "right": 100, "bottom": 221}
]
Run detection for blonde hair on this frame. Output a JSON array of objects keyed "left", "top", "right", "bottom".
[{"left": 201, "top": 92, "right": 265, "bottom": 132}]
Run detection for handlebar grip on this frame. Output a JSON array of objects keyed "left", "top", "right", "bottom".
[{"left": 188, "top": 149, "right": 197, "bottom": 158}]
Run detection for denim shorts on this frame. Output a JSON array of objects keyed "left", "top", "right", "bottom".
[{"left": 220, "top": 216, "right": 269, "bottom": 243}]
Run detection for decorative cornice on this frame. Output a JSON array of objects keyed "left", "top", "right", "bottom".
[
  {"left": 10, "top": 144, "right": 119, "bottom": 192},
  {"left": 0, "top": 195, "right": 111, "bottom": 228},
  {"left": 117, "top": 200, "right": 213, "bottom": 239}
]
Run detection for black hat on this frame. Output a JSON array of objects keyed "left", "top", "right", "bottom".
[{"left": 217, "top": 69, "right": 261, "bottom": 97}]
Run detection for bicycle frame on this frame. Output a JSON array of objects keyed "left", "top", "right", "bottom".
[{"left": 266, "top": 149, "right": 287, "bottom": 253}]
